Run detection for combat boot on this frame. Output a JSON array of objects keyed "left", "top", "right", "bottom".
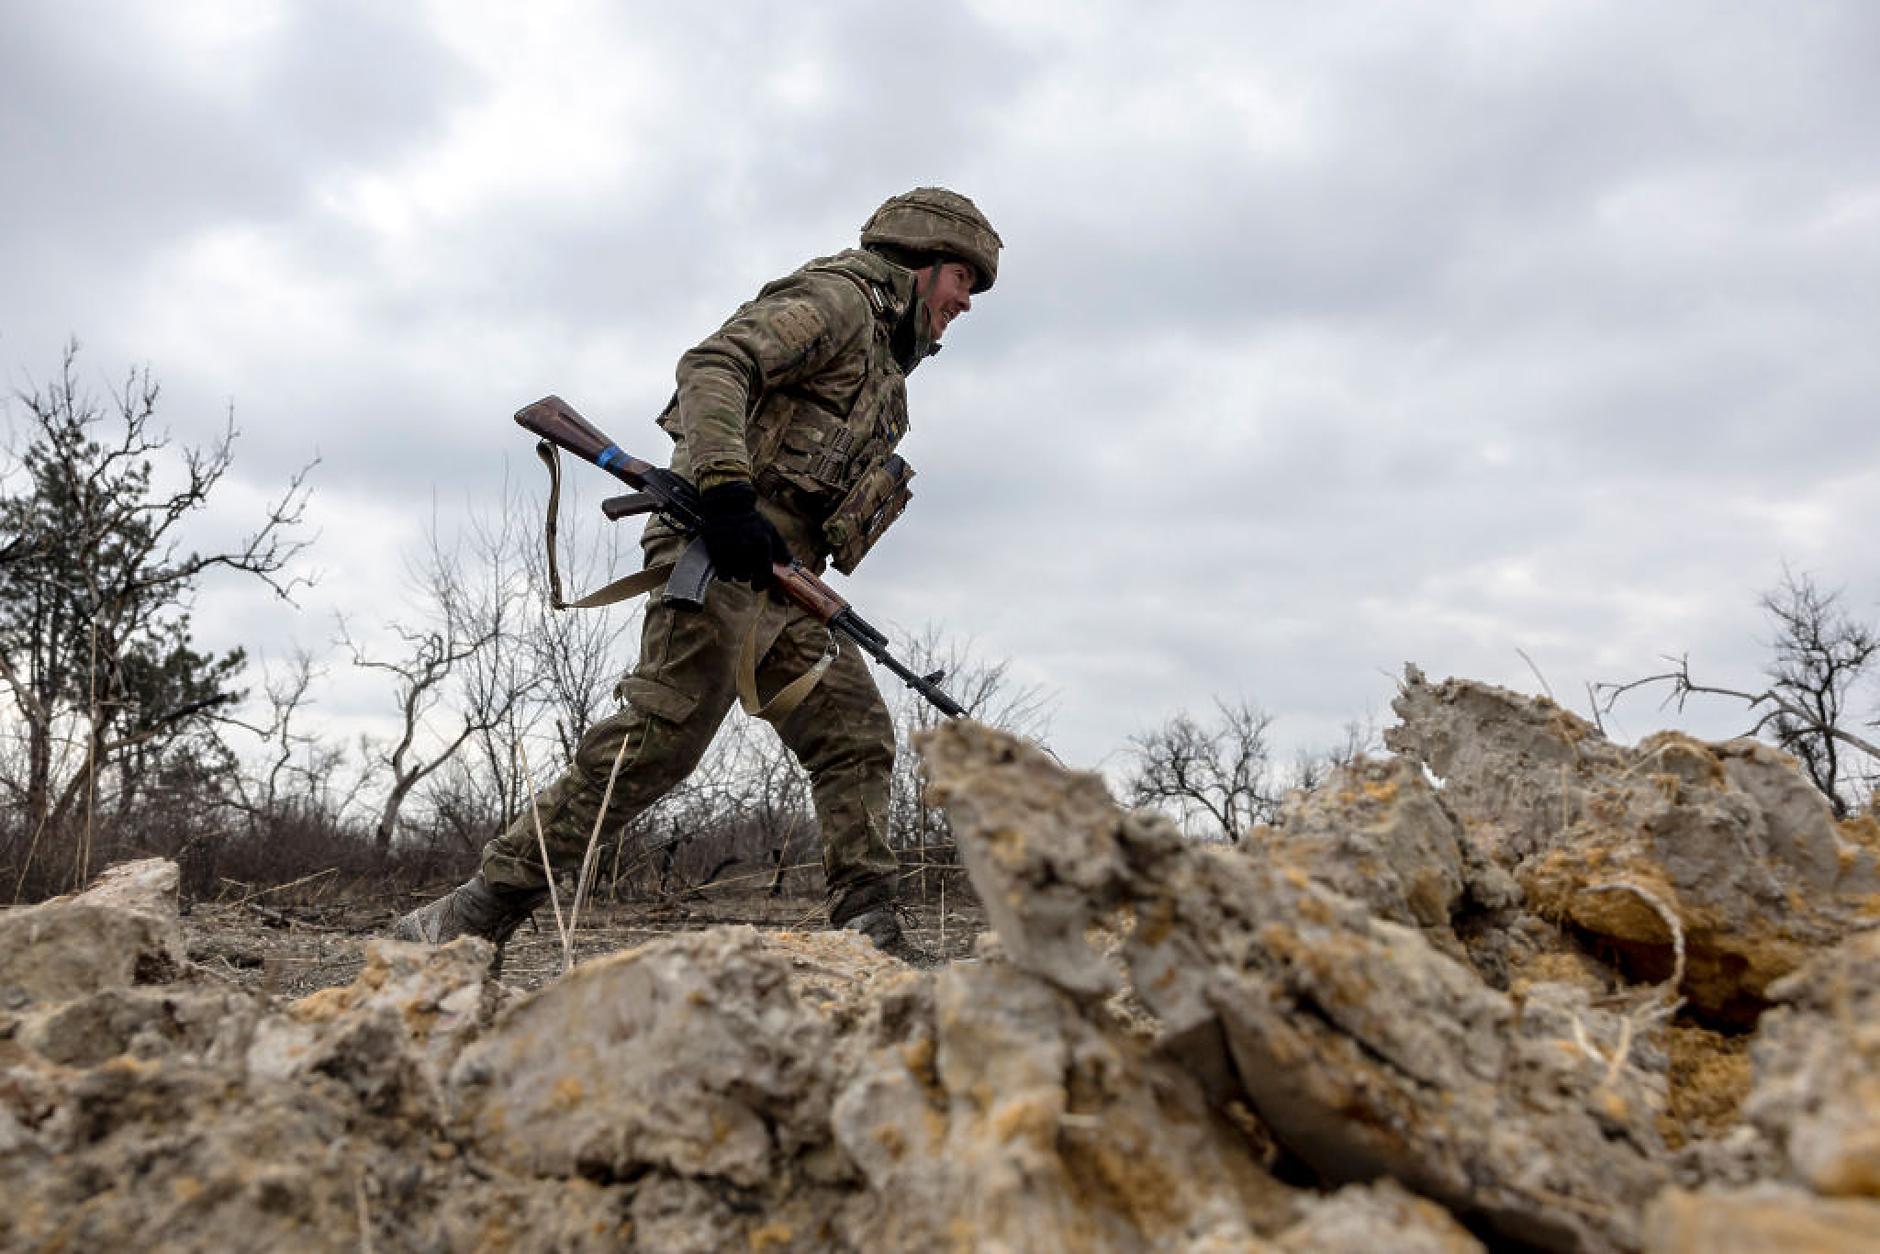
[
  {"left": 391, "top": 873, "right": 547, "bottom": 948},
  {"left": 842, "top": 904, "right": 937, "bottom": 968}
]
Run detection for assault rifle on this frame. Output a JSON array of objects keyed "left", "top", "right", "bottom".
[{"left": 516, "top": 395, "right": 967, "bottom": 719}]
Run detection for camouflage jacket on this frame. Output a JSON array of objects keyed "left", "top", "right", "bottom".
[{"left": 657, "top": 249, "right": 927, "bottom": 574}]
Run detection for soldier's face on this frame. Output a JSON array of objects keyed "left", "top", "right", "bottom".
[{"left": 919, "top": 260, "right": 976, "bottom": 340}]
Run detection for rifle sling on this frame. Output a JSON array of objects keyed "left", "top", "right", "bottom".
[
  {"left": 536, "top": 440, "right": 685, "bottom": 609},
  {"left": 536, "top": 441, "right": 836, "bottom": 719},
  {"left": 737, "top": 600, "right": 838, "bottom": 724}
]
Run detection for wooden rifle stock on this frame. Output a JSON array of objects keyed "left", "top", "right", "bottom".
[{"left": 516, "top": 395, "right": 659, "bottom": 487}]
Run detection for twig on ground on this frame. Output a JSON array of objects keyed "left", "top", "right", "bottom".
[
  {"left": 1585, "top": 879, "right": 1687, "bottom": 1001},
  {"left": 680, "top": 862, "right": 825, "bottom": 894},
  {"left": 242, "top": 902, "right": 350, "bottom": 933},
  {"left": 231, "top": 867, "right": 337, "bottom": 907},
  {"left": 1568, "top": 879, "right": 1688, "bottom": 1088}
]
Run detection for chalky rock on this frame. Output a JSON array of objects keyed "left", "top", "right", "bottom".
[
  {"left": 1385, "top": 665, "right": 1880, "bottom": 1019},
  {"left": 450, "top": 926, "right": 856, "bottom": 1188},
  {"left": 247, "top": 936, "right": 504, "bottom": 1117},
  {"left": 1741, "top": 926, "right": 1880, "bottom": 1197},
  {"left": 1641, "top": 1184, "right": 1880, "bottom": 1253},
  {"left": 1261, "top": 753, "right": 1531, "bottom": 987},
  {"left": 7, "top": 664, "right": 1880, "bottom": 1252},
  {"left": 15, "top": 980, "right": 258, "bottom": 1071},
  {"left": 921, "top": 719, "right": 1671, "bottom": 1253},
  {"left": 1261, "top": 754, "right": 1472, "bottom": 931},
  {"left": 940, "top": 728, "right": 1129, "bottom": 998},
  {"left": 831, "top": 958, "right": 1288, "bottom": 1251},
  {"left": 1274, "top": 1178, "right": 1487, "bottom": 1253},
  {"left": 0, "top": 864, "right": 395, "bottom": 1251},
  {"left": 0, "top": 857, "right": 187, "bottom": 1006}
]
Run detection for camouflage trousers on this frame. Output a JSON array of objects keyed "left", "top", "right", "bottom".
[{"left": 478, "top": 532, "right": 899, "bottom": 921}]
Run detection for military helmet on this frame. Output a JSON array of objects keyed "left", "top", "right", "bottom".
[{"left": 861, "top": 187, "right": 1002, "bottom": 293}]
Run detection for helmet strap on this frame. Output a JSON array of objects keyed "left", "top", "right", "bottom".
[
  {"left": 891, "top": 266, "right": 939, "bottom": 372},
  {"left": 912, "top": 268, "right": 937, "bottom": 352}
]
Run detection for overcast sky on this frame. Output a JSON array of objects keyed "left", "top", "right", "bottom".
[{"left": 4, "top": 0, "right": 1877, "bottom": 783}]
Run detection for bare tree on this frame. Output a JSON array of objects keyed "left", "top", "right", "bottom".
[
  {"left": 1125, "top": 697, "right": 1285, "bottom": 842},
  {"left": 0, "top": 342, "right": 313, "bottom": 890},
  {"left": 423, "top": 483, "right": 574, "bottom": 844},
  {"left": 1287, "top": 715, "right": 1384, "bottom": 796},
  {"left": 1596, "top": 569, "right": 1879, "bottom": 816},
  {"left": 1759, "top": 572, "right": 1879, "bottom": 811},
  {"left": 422, "top": 471, "right": 642, "bottom": 849},
  {"left": 392, "top": 470, "right": 661, "bottom": 868},
  {"left": 883, "top": 628, "right": 1055, "bottom": 901},
  {"left": 219, "top": 647, "right": 362, "bottom": 825},
  {"left": 345, "top": 505, "right": 542, "bottom": 851}
]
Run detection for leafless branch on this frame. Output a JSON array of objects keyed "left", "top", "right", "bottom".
[{"left": 1594, "top": 569, "right": 1880, "bottom": 816}]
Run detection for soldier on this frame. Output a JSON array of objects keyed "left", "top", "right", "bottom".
[{"left": 392, "top": 187, "right": 1001, "bottom": 965}]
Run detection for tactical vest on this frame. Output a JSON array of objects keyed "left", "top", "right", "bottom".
[{"left": 670, "top": 250, "right": 918, "bottom": 576}]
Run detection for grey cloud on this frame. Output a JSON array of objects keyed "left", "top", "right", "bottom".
[
  {"left": 1, "top": 3, "right": 471, "bottom": 288},
  {"left": 2, "top": 10, "right": 288, "bottom": 246},
  {"left": 5, "top": 1, "right": 1877, "bottom": 774},
  {"left": 414, "top": 3, "right": 1037, "bottom": 338},
  {"left": 250, "top": 1, "right": 475, "bottom": 169},
  {"left": 986, "top": 4, "right": 1880, "bottom": 345}
]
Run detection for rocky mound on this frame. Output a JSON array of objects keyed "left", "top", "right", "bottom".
[{"left": 4, "top": 667, "right": 1878, "bottom": 1252}]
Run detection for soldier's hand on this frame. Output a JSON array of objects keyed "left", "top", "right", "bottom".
[{"left": 699, "top": 481, "right": 791, "bottom": 589}]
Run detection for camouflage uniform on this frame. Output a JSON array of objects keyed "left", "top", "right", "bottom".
[
  {"left": 395, "top": 188, "right": 1001, "bottom": 951},
  {"left": 484, "top": 252, "right": 945, "bottom": 923}
]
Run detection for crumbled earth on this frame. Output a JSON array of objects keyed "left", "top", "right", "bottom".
[
  {"left": 179, "top": 891, "right": 987, "bottom": 1000},
  {"left": 4, "top": 666, "right": 1879, "bottom": 1252}
]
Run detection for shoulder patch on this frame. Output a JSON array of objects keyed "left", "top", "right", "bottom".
[{"left": 768, "top": 300, "right": 829, "bottom": 357}]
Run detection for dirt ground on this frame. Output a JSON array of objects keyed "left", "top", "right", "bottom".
[{"left": 181, "top": 887, "right": 991, "bottom": 999}]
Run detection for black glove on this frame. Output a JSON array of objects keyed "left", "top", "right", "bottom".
[{"left": 698, "top": 481, "right": 791, "bottom": 589}]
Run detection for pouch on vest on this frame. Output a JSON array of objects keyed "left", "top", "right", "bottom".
[
  {"left": 756, "top": 402, "right": 847, "bottom": 499},
  {"left": 823, "top": 454, "right": 914, "bottom": 575}
]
